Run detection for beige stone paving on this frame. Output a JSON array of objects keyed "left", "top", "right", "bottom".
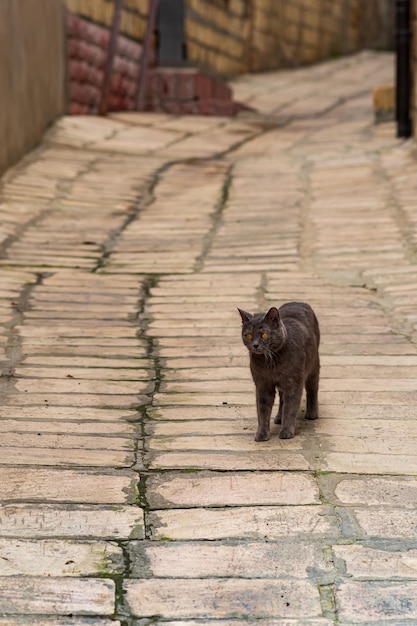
[{"left": 2, "top": 51, "right": 417, "bottom": 624}]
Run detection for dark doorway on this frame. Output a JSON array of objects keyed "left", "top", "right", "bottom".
[{"left": 157, "top": 0, "right": 186, "bottom": 66}]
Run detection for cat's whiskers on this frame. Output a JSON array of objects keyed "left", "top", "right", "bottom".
[{"left": 264, "top": 345, "right": 277, "bottom": 366}]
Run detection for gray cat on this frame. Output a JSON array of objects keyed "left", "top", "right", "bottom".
[{"left": 238, "top": 303, "right": 320, "bottom": 441}]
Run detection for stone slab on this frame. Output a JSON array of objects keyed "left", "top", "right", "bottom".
[
  {"left": 334, "top": 544, "right": 417, "bottom": 579},
  {"left": 125, "top": 578, "right": 322, "bottom": 619},
  {"left": 0, "top": 468, "right": 137, "bottom": 503},
  {"left": 0, "top": 432, "right": 133, "bottom": 450},
  {"left": 0, "top": 406, "right": 138, "bottom": 421},
  {"left": 15, "top": 379, "right": 149, "bottom": 394},
  {"left": 146, "top": 472, "right": 319, "bottom": 508},
  {"left": 147, "top": 434, "right": 303, "bottom": 452},
  {"left": 0, "top": 538, "right": 123, "bottom": 576},
  {"left": 147, "top": 451, "right": 310, "bottom": 471},
  {"left": 130, "top": 540, "right": 329, "bottom": 578},
  {"left": 353, "top": 508, "right": 417, "bottom": 539},
  {"left": 336, "top": 581, "right": 417, "bottom": 622},
  {"left": 148, "top": 505, "right": 338, "bottom": 541},
  {"left": 0, "top": 615, "right": 120, "bottom": 626},
  {"left": 336, "top": 477, "right": 417, "bottom": 506},
  {"left": 323, "top": 452, "right": 417, "bottom": 475},
  {"left": 133, "top": 621, "right": 332, "bottom": 626},
  {"left": 0, "top": 577, "right": 115, "bottom": 615},
  {"left": 0, "top": 504, "right": 143, "bottom": 539},
  {"left": 0, "top": 446, "right": 133, "bottom": 467}
]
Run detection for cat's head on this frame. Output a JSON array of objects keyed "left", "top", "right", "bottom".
[{"left": 238, "top": 306, "right": 287, "bottom": 357}]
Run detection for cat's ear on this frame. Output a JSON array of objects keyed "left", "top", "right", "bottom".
[
  {"left": 238, "top": 308, "right": 253, "bottom": 324},
  {"left": 264, "top": 307, "right": 280, "bottom": 325}
]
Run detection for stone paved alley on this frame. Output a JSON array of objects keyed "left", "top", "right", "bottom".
[{"left": 1, "top": 51, "right": 417, "bottom": 625}]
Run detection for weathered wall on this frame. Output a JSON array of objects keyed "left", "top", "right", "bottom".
[
  {"left": 0, "top": 0, "right": 65, "bottom": 175},
  {"left": 63, "top": 0, "right": 393, "bottom": 77},
  {"left": 185, "top": 0, "right": 394, "bottom": 76},
  {"left": 413, "top": 0, "right": 417, "bottom": 138},
  {"left": 185, "top": 0, "right": 251, "bottom": 75}
]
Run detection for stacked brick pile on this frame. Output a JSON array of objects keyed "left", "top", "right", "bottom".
[
  {"left": 67, "top": 12, "right": 239, "bottom": 117},
  {"left": 67, "top": 13, "right": 144, "bottom": 114},
  {"left": 147, "top": 68, "right": 239, "bottom": 115}
]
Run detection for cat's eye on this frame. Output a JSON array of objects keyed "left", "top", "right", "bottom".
[
  {"left": 245, "top": 333, "right": 253, "bottom": 340},
  {"left": 261, "top": 332, "right": 269, "bottom": 340}
]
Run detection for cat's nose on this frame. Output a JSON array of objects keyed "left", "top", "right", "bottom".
[{"left": 253, "top": 342, "right": 260, "bottom": 349}]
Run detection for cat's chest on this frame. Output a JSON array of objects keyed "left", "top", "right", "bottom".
[{"left": 250, "top": 358, "right": 289, "bottom": 388}]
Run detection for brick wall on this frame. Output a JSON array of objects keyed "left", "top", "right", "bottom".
[
  {"left": 67, "top": 13, "right": 144, "bottom": 114},
  {"left": 185, "top": 0, "right": 394, "bottom": 75},
  {"left": 66, "top": 10, "right": 239, "bottom": 116},
  {"left": 0, "top": 0, "right": 65, "bottom": 174},
  {"left": 64, "top": 0, "right": 393, "bottom": 78},
  {"left": 65, "top": 0, "right": 148, "bottom": 42},
  {"left": 63, "top": 0, "right": 393, "bottom": 117},
  {"left": 185, "top": 0, "right": 251, "bottom": 75}
]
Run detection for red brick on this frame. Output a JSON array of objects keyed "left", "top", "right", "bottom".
[
  {"left": 125, "top": 59, "right": 139, "bottom": 80},
  {"left": 177, "top": 70, "right": 199, "bottom": 100},
  {"left": 86, "top": 23, "right": 106, "bottom": 47},
  {"left": 69, "top": 59, "right": 85, "bottom": 82},
  {"left": 214, "top": 79, "right": 233, "bottom": 101},
  {"left": 69, "top": 101, "right": 83, "bottom": 115},
  {"left": 110, "top": 73, "right": 124, "bottom": 92},
  {"left": 180, "top": 100, "right": 201, "bottom": 114},
  {"left": 79, "top": 44, "right": 106, "bottom": 69},
  {"left": 157, "top": 70, "right": 178, "bottom": 99},
  {"left": 114, "top": 57, "right": 127, "bottom": 75},
  {"left": 214, "top": 100, "right": 238, "bottom": 116},
  {"left": 116, "top": 38, "right": 130, "bottom": 58},
  {"left": 73, "top": 83, "right": 100, "bottom": 105},
  {"left": 67, "top": 38, "right": 81, "bottom": 59},
  {"left": 198, "top": 97, "right": 216, "bottom": 115},
  {"left": 160, "top": 100, "right": 183, "bottom": 115},
  {"left": 195, "top": 72, "right": 214, "bottom": 99},
  {"left": 123, "top": 39, "right": 142, "bottom": 62},
  {"left": 89, "top": 67, "right": 104, "bottom": 87},
  {"left": 67, "top": 13, "right": 82, "bottom": 37},
  {"left": 99, "top": 28, "right": 110, "bottom": 49},
  {"left": 125, "top": 79, "right": 136, "bottom": 98},
  {"left": 109, "top": 94, "right": 132, "bottom": 111}
]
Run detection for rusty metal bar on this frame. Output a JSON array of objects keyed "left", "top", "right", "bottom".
[
  {"left": 135, "top": 0, "right": 159, "bottom": 111},
  {"left": 99, "top": 0, "right": 124, "bottom": 116}
]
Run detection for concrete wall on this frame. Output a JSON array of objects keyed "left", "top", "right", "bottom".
[{"left": 0, "top": 0, "right": 66, "bottom": 175}]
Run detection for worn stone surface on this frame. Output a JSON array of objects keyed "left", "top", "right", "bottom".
[{"left": 2, "top": 50, "right": 417, "bottom": 624}]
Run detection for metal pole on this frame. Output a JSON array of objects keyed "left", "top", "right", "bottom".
[
  {"left": 136, "top": 0, "right": 159, "bottom": 111},
  {"left": 99, "top": 0, "right": 124, "bottom": 116},
  {"left": 396, "top": 0, "right": 412, "bottom": 138}
]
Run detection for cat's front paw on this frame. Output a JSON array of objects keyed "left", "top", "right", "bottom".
[
  {"left": 305, "top": 410, "right": 318, "bottom": 420},
  {"left": 279, "top": 427, "right": 295, "bottom": 439},
  {"left": 255, "top": 430, "right": 270, "bottom": 442},
  {"left": 274, "top": 414, "right": 282, "bottom": 425}
]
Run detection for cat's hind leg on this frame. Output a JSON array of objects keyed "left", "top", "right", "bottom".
[
  {"left": 274, "top": 391, "right": 283, "bottom": 424},
  {"left": 305, "top": 365, "right": 319, "bottom": 420}
]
